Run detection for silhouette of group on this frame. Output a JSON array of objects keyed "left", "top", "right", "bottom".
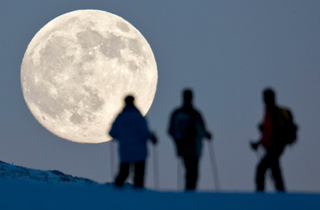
[{"left": 109, "top": 87, "right": 297, "bottom": 192}]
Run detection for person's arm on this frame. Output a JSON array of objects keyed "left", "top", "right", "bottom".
[
  {"left": 109, "top": 116, "right": 119, "bottom": 139},
  {"left": 196, "top": 111, "right": 212, "bottom": 140},
  {"left": 168, "top": 111, "right": 176, "bottom": 138},
  {"left": 140, "top": 116, "right": 157, "bottom": 145},
  {"left": 250, "top": 109, "right": 272, "bottom": 150},
  {"left": 150, "top": 132, "right": 157, "bottom": 145}
]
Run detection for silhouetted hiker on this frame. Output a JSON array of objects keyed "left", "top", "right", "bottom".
[
  {"left": 109, "top": 95, "right": 157, "bottom": 189},
  {"left": 250, "top": 88, "right": 298, "bottom": 192},
  {"left": 168, "top": 89, "right": 212, "bottom": 191}
]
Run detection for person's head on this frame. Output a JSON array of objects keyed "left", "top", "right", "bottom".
[
  {"left": 263, "top": 88, "right": 276, "bottom": 107},
  {"left": 125, "top": 95, "right": 134, "bottom": 105},
  {"left": 183, "top": 89, "right": 193, "bottom": 104}
]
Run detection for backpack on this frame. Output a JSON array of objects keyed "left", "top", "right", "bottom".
[
  {"left": 278, "top": 108, "right": 298, "bottom": 145},
  {"left": 170, "top": 110, "right": 197, "bottom": 143}
]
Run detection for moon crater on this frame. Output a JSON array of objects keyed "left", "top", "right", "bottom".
[{"left": 21, "top": 10, "right": 157, "bottom": 143}]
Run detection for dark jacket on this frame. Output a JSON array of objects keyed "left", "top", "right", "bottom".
[
  {"left": 168, "top": 103, "right": 209, "bottom": 157},
  {"left": 259, "top": 106, "right": 292, "bottom": 148},
  {"left": 109, "top": 105, "right": 154, "bottom": 162}
]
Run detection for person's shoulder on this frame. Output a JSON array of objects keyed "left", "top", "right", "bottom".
[
  {"left": 278, "top": 106, "right": 292, "bottom": 114},
  {"left": 277, "top": 105, "right": 294, "bottom": 120},
  {"left": 191, "top": 106, "right": 202, "bottom": 116},
  {"left": 171, "top": 106, "right": 183, "bottom": 115},
  {"left": 117, "top": 106, "right": 138, "bottom": 118},
  {"left": 130, "top": 107, "right": 145, "bottom": 121}
]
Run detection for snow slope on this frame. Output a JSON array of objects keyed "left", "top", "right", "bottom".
[{"left": 0, "top": 161, "right": 319, "bottom": 210}]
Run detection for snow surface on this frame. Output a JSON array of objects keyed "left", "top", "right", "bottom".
[{"left": 0, "top": 161, "right": 319, "bottom": 210}]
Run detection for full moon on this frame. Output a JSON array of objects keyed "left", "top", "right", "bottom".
[{"left": 21, "top": 10, "right": 157, "bottom": 143}]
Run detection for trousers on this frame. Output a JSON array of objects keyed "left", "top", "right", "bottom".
[
  {"left": 256, "top": 146, "right": 285, "bottom": 191},
  {"left": 114, "top": 161, "right": 145, "bottom": 188},
  {"left": 182, "top": 157, "right": 199, "bottom": 190}
]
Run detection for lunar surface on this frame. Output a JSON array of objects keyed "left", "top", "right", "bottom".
[{"left": 21, "top": 10, "right": 158, "bottom": 143}]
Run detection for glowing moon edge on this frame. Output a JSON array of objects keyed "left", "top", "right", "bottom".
[{"left": 21, "top": 10, "right": 158, "bottom": 143}]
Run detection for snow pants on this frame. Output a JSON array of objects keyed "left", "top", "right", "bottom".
[
  {"left": 114, "top": 161, "right": 145, "bottom": 188},
  {"left": 256, "top": 146, "right": 285, "bottom": 191}
]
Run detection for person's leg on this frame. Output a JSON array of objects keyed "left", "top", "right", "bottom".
[
  {"left": 256, "top": 153, "right": 271, "bottom": 191},
  {"left": 270, "top": 160, "right": 285, "bottom": 191},
  {"left": 270, "top": 147, "right": 285, "bottom": 191},
  {"left": 183, "top": 157, "right": 199, "bottom": 190},
  {"left": 114, "top": 162, "right": 130, "bottom": 187},
  {"left": 134, "top": 160, "right": 146, "bottom": 188},
  {"left": 189, "top": 157, "right": 199, "bottom": 190}
]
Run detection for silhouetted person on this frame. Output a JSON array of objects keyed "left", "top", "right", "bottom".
[
  {"left": 168, "top": 89, "right": 212, "bottom": 191},
  {"left": 109, "top": 95, "right": 157, "bottom": 189},
  {"left": 250, "top": 88, "right": 297, "bottom": 192}
]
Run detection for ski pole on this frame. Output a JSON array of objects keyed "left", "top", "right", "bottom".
[
  {"left": 152, "top": 144, "right": 159, "bottom": 190},
  {"left": 207, "top": 140, "right": 221, "bottom": 191},
  {"left": 110, "top": 140, "right": 115, "bottom": 181},
  {"left": 177, "top": 158, "right": 182, "bottom": 191}
]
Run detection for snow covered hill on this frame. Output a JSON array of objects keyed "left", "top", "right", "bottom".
[
  {"left": 0, "top": 160, "right": 98, "bottom": 185},
  {"left": 0, "top": 161, "right": 319, "bottom": 210}
]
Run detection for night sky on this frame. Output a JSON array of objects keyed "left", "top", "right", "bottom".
[{"left": 1, "top": 1, "right": 320, "bottom": 192}]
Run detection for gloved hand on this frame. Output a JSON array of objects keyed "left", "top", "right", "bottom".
[
  {"left": 250, "top": 141, "right": 259, "bottom": 151},
  {"left": 150, "top": 133, "right": 157, "bottom": 145},
  {"left": 257, "top": 123, "right": 264, "bottom": 133},
  {"left": 206, "top": 131, "right": 213, "bottom": 140}
]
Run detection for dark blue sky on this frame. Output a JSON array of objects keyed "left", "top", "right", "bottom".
[{"left": 1, "top": 1, "right": 320, "bottom": 192}]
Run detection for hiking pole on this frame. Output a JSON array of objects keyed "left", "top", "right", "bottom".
[
  {"left": 110, "top": 140, "right": 115, "bottom": 182},
  {"left": 177, "top": 158, "right": 182, "bottom": 191},
  {"left": 152, "top": 144, "right": 159, "bottom": 190},
  {"left": 207, "top": 140, "right": 221, "bottom": 191}
]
